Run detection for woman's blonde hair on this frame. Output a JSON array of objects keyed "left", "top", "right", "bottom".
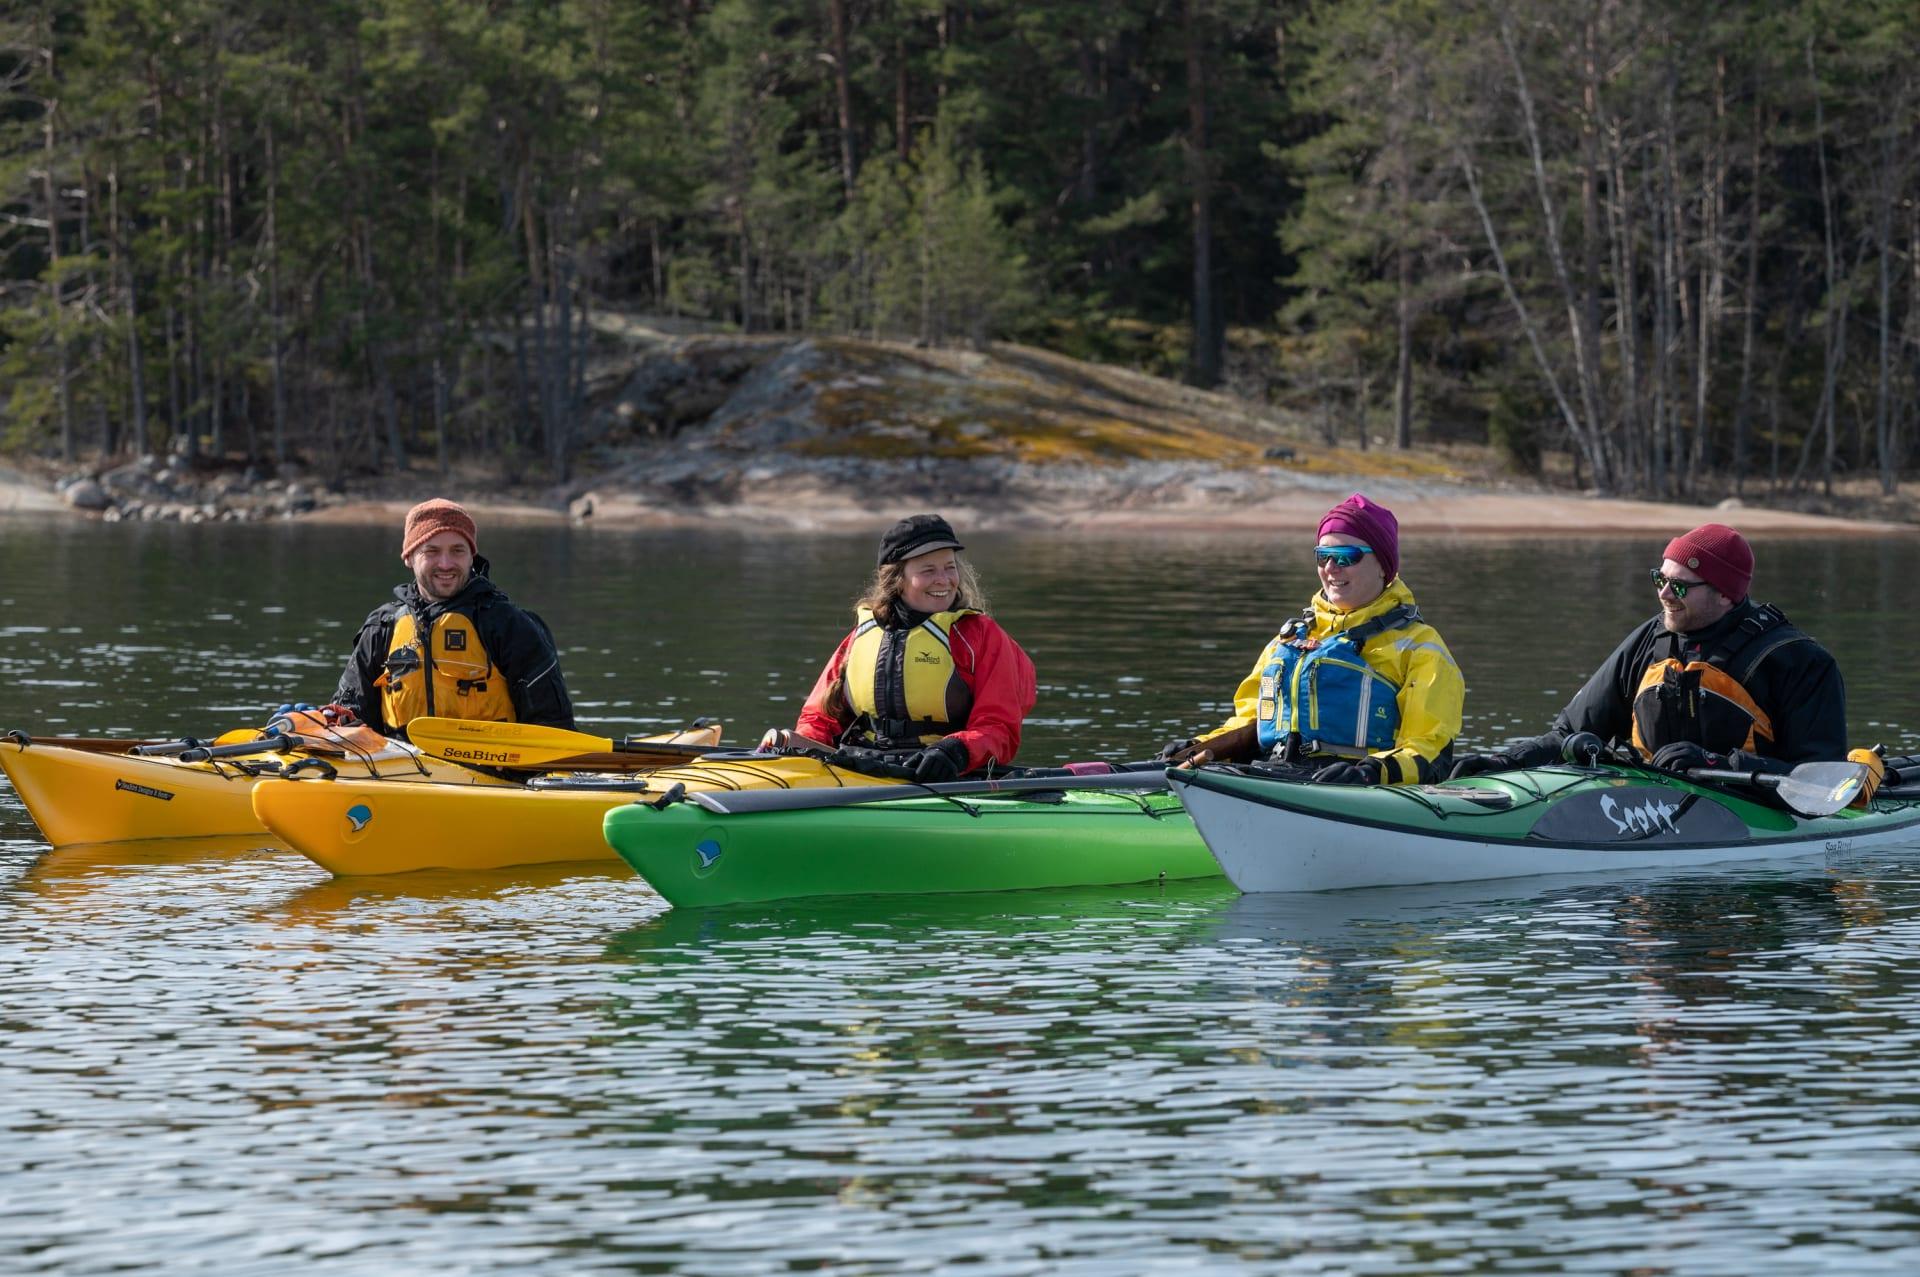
[{"left": 856, "top": 554, "right": 991, "bottom": 619}]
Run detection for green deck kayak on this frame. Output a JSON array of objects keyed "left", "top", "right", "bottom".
[
  {"left": 602, "top": 784, "right": 1215, "bottom": 907},
  {"left": 1171, "top": 761, "right": 1920, "bottom": 892}
]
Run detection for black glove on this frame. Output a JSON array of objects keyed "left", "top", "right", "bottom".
[
  {"left": 1157, "top": 737, "right": 1197, "bottom": 761},
  {"left": 1311, "top": 758, "right": 1381, "bottom": 785},
  {"left": 1448, "top": 753, "right": 1514, "bottom": 780},
  {"left": 905, "top": 737, "right": 970, "bottom": 784},
  {"left": 1651, "top": 741, "right": 1723, "bottom": 773}
]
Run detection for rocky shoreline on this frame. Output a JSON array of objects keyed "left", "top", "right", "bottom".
[
  {"left": 6, "top": 448, "right": 1916, "bottom": 539},
  {"left": 5, "top": 330, "right": 1915, "bottom": 537},
  {"left": 36, "top": 454, "right": 325, "bottom": 524}
]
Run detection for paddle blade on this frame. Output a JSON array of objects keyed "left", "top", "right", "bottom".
[
  {"left": 405, "top": 716, "right": 718, "bottom": 770},
  {"left": 1772, "top": 761, "right": 1870, "bottom": 817},
  {"left": 406, "top": 717, "right": 617, "bottom": 767},
  {"left": 1687, "top": 760, "right": 1871, "bottom": 818}
]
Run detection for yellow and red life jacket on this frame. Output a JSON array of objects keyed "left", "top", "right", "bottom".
[{"left": 841, "top": 607, "right": 979, "bottom": 747}]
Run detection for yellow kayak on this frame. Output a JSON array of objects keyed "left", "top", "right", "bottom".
[
  {"left": 251, "top": 752, "right": 903, "bottom": 876},
  {"left": 0, "top": 717, "right": 721, "bottom": 848}
]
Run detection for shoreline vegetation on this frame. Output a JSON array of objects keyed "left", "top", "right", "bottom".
[
  {"left": 3, "top": 330, "right": 1911, "bottom": 539},
  {"left": 5, "top": 3, "right": 1917, "bottom": 525}
]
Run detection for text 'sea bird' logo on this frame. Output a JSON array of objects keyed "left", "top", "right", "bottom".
[
  {"left": 695, "top": 839, "right": 723, "bottom": 869},
  {"left": 345, "top": 803, "right": 374, "bottom": 833}
]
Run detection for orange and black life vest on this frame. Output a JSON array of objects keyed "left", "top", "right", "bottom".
[{"left": 1629, "top": 603, "right": 1810, "bottom": 758}]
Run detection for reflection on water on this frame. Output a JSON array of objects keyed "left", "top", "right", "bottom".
[{"left": 6, "top": 520, "right": 1920, "bottom": 1271}]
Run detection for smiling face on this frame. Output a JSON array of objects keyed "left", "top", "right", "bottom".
[
  {"left": 1316, "top": 533, "right": 1387, "bottom": 612},
  {"left": 899, "top": 548, "right": 961, "bottom": 613},
  {"left": 408, "top": 530, "right": 474, "bottom": 602},
  {"left": 1654, "top": 556, "right": 1736, "bottom": 633}
]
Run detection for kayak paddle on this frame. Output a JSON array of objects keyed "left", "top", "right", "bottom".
[
  {"left": 1685, "top": 759, "right": 1871, "bottom": 818},
  {"left": 680, "top": 767, "right": 1173, "bottom": 816},
  {"left": 405, "top": 717, "right": 719, "bottom": 770}
]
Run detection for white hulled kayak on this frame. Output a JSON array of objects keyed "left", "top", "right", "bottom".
[{"left": 1169, "top": 763, "right": 1920, "bottom": 893}]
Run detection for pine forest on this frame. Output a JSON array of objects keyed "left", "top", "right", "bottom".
[{"left": 2, "top": 0, "right": 1916, "bottom": 501}]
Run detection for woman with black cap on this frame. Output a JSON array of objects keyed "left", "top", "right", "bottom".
[{"left": 758, "top": 514, "right": 1037, "bottom": 782}]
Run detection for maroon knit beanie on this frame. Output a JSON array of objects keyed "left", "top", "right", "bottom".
[
  {"left": 400, "top": 498, "right": 478, "bottom": 561},
  {"left": 1317, "top": 493, "right": 1400, "bottom": 583},
  {"left": 1662, "top": 523, "right": 1752, "bottom": 600}
]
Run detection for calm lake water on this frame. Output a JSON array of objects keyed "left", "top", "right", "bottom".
[{"left": 5, "top": 515, "right": 1920, "bottom": 1273}]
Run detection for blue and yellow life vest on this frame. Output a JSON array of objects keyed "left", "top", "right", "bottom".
[
  {"left": 376, "top": 608, "right": 516, "bottom": 729},
  {"left": 842, "top": 607, "right": 978, "bottom": 747},
  {"left": 1255, "top": 605, "right": 1420, "bottom": 756}
]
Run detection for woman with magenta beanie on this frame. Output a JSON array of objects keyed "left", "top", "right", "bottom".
[{"left": 1162, "top": 493, "right": 1465, "bottom": 785}]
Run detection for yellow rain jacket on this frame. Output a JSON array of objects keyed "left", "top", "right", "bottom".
[{"left": 1199, "top": 578, "right": 1464, "bottom": 784}]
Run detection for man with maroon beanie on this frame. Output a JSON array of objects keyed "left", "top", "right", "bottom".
[
  {"left": 1452, "top": 523, "right": 1845, "bottom": 778},
  {"left": 333, "top": 498, "right": 574, "bottom": 738}
]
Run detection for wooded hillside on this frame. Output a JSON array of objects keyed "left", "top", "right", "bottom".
[{"left": 3, "top": 1, "right": 1915, "bottom": 502}]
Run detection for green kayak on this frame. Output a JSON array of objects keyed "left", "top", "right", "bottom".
[{"left": 602, "top": 778, "right": 1215, "bottom": 907}]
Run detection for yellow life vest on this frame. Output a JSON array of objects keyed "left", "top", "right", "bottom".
[
  {"left": 842, "top": 607, "right": 979, "bottom": 747},
  {"left": 376, "top": 609, "right": 516, "bottom": 730}
]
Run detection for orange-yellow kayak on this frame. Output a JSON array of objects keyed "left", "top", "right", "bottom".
[
  {"left": 251, "top": 752, "right": 903, "bottom": 876},
  {"left": 0, "top": 719, "right": 720, "bottom": 848}
]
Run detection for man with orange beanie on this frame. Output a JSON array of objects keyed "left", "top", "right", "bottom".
[
  {"left": 1451, "top": 523, "right": 1845, "bottom": 779},
  {"left": 333, "top": 498, "right": 574, "bottom": 738}
]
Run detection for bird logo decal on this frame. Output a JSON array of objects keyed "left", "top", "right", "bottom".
[
  {"left": 346, "top": 803, "right": 374, "bottom": 833},
  {"left": 695, "top": 839, "right": 723, "bottom": 870}
]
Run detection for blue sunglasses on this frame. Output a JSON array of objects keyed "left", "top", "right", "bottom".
[{"left": 1314, "top": 544, "right": 1374, "bottom": 568}]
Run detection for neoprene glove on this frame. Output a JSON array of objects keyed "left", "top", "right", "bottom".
[
  {"left": 756, "top": 727, "right": 792, "bottom": 752},
  {"left": 1158, "top": 737, "right": 1197, "bottom": 761},
  {"left": 906, "top": 737, "right": 971, "bottom": 784},
  {"left": 1448, "top": 753, "right": 1515, "bottom": 780},
  {"left": 1651, "top": 741, "right": 1723, "bottom": 773},
  {"left": 1311, "top": 758, "right": 1382, "bottom": 786}
]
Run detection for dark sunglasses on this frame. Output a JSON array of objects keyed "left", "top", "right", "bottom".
[
  {"left": 1314, "top": 544, "right": 1374, "bottom": 568},
  {"left": 1649, "top": 568, "right": 1714, "bottom": 600}
]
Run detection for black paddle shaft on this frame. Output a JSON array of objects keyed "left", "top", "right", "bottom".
[
  {"left": 684, "top": 767, "right": 1173, "bottom": 816},
  {"left": 177, "top": 737, "right": 295, "bottom": 764}
]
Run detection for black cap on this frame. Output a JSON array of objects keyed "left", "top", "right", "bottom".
[{"left": 877, "top": 514, "right": 965, "bottom": 566}]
